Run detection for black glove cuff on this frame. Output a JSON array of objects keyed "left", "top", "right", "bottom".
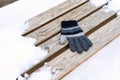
[{"left": 61, "top": 20, "right": 78, "bottom": 28}]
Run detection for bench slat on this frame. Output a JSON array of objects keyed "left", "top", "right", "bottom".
[
  {"left": 48, "top": 16, "right": 120, "bottom": 80},
  {"left": 23, "top": 0, "right": 88, "bottom": 35}
]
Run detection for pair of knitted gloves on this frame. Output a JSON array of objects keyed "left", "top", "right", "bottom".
[{"left": 59, "top": 20, "right": 92, "bottom": 54}]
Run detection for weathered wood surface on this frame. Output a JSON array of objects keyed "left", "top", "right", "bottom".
[
  {"left": 25, "top": 2, "right": 106, "bottom": 46},
  {"left": 21, "top": 0, "right": 120, "bottom": 80},
  {"left": 48, "top": 16, "right": 120, "bottom": 80},
  {"left": 23, "top": 0, "right": 88, "bottom": 35}
]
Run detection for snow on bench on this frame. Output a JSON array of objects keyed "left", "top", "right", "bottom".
[{"left": 21, "top": 0, "right": 120, "bottom": 80}]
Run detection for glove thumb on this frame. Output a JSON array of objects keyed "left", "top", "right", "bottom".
[{"left": 59, "top": 35, "right": 67, "bottom": 45}]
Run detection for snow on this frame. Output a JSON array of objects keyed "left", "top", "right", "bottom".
[
  {"left": 63, "top": 36, "right": 120, "bottom": 80},
  {"left": 0, "top": 0, "right": 120, "bottom": 80},
  {"left": 27, "top": 64, "right": 52, "bottom": 80},
  {"left": 90, "top": 0, "right": 110, "bottom": 6},
  {"left": 90, "top": 0, "right": 120, "bottom": 14},
  {"left": 0, "top": 27, "right": 48, "bottom": 80},
  {"left": 107, "top": 0, "right": 120, "bottom": 12},
  {"left": 0, "top": 0, "right": 67, "bottom": 29}
]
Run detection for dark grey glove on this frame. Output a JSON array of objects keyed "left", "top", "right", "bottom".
[{"left": 59, "top": 20, "right": 92, "bottom": 53}]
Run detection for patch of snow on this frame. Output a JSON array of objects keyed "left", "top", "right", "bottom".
[
  {"left": 90, "top": 0, "right": 120, "bottom": 14},
  {"left": 0, "top": 26, "right": 48, "bottom": 80},
  {"left": 117, "top": 11, "right": 120, "bottom": 15},
  {"left": 27, "top": 63, "right": 52, "bottom": 80},
  {"left": 21, "top": 63, "right": 63, "bottom": 80},
  {"left": 0, "top": 0, "right": 67, "bottom": 29},
  {"left": 90, "top": 0, "right": 110, "bottom": 6},
  {"left": 106, "top": 0, "right": 120, "bottom": 12}
]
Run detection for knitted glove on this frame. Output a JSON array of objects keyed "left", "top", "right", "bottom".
[{"left": 60, "top": 20, "right": 92, "bottom": 53}]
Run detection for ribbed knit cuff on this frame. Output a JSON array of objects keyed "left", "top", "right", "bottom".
[{"left": 61, "top": 20, "right": 78, "bottom": 28}]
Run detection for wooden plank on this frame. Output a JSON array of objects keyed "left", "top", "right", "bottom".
[
  {"left": 47, "top": 16, "right": 120, "bottom": 80},
  {"left": 22, "top": 0, "right": 88, "bottom": 35},
  {"left": 25, "top": 2, "right": 105, "bottom": 46}
]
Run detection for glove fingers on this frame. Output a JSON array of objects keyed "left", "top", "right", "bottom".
[
  {"left": 74, "top": 37, "right": 83, "bottom": 53},
  {"left": 68, "top": 37, "right": 76, "bottom": 52},
  {"left": 83, "top": 36, "right": 93, "bottom": 47},
  {"left": 59, "top": 35, "right": 67, "bottom": 45},
  {"left": 79, "top": 37, "right": 89, "bottom": 51}
]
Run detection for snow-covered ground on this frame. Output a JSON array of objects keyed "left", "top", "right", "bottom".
[{"left": 0, "top": 0, "right": 120, "bottom": 80}]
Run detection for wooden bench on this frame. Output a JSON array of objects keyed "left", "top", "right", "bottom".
[{"left": 22, "top": 0, "right": 120, "bottom": 80}]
